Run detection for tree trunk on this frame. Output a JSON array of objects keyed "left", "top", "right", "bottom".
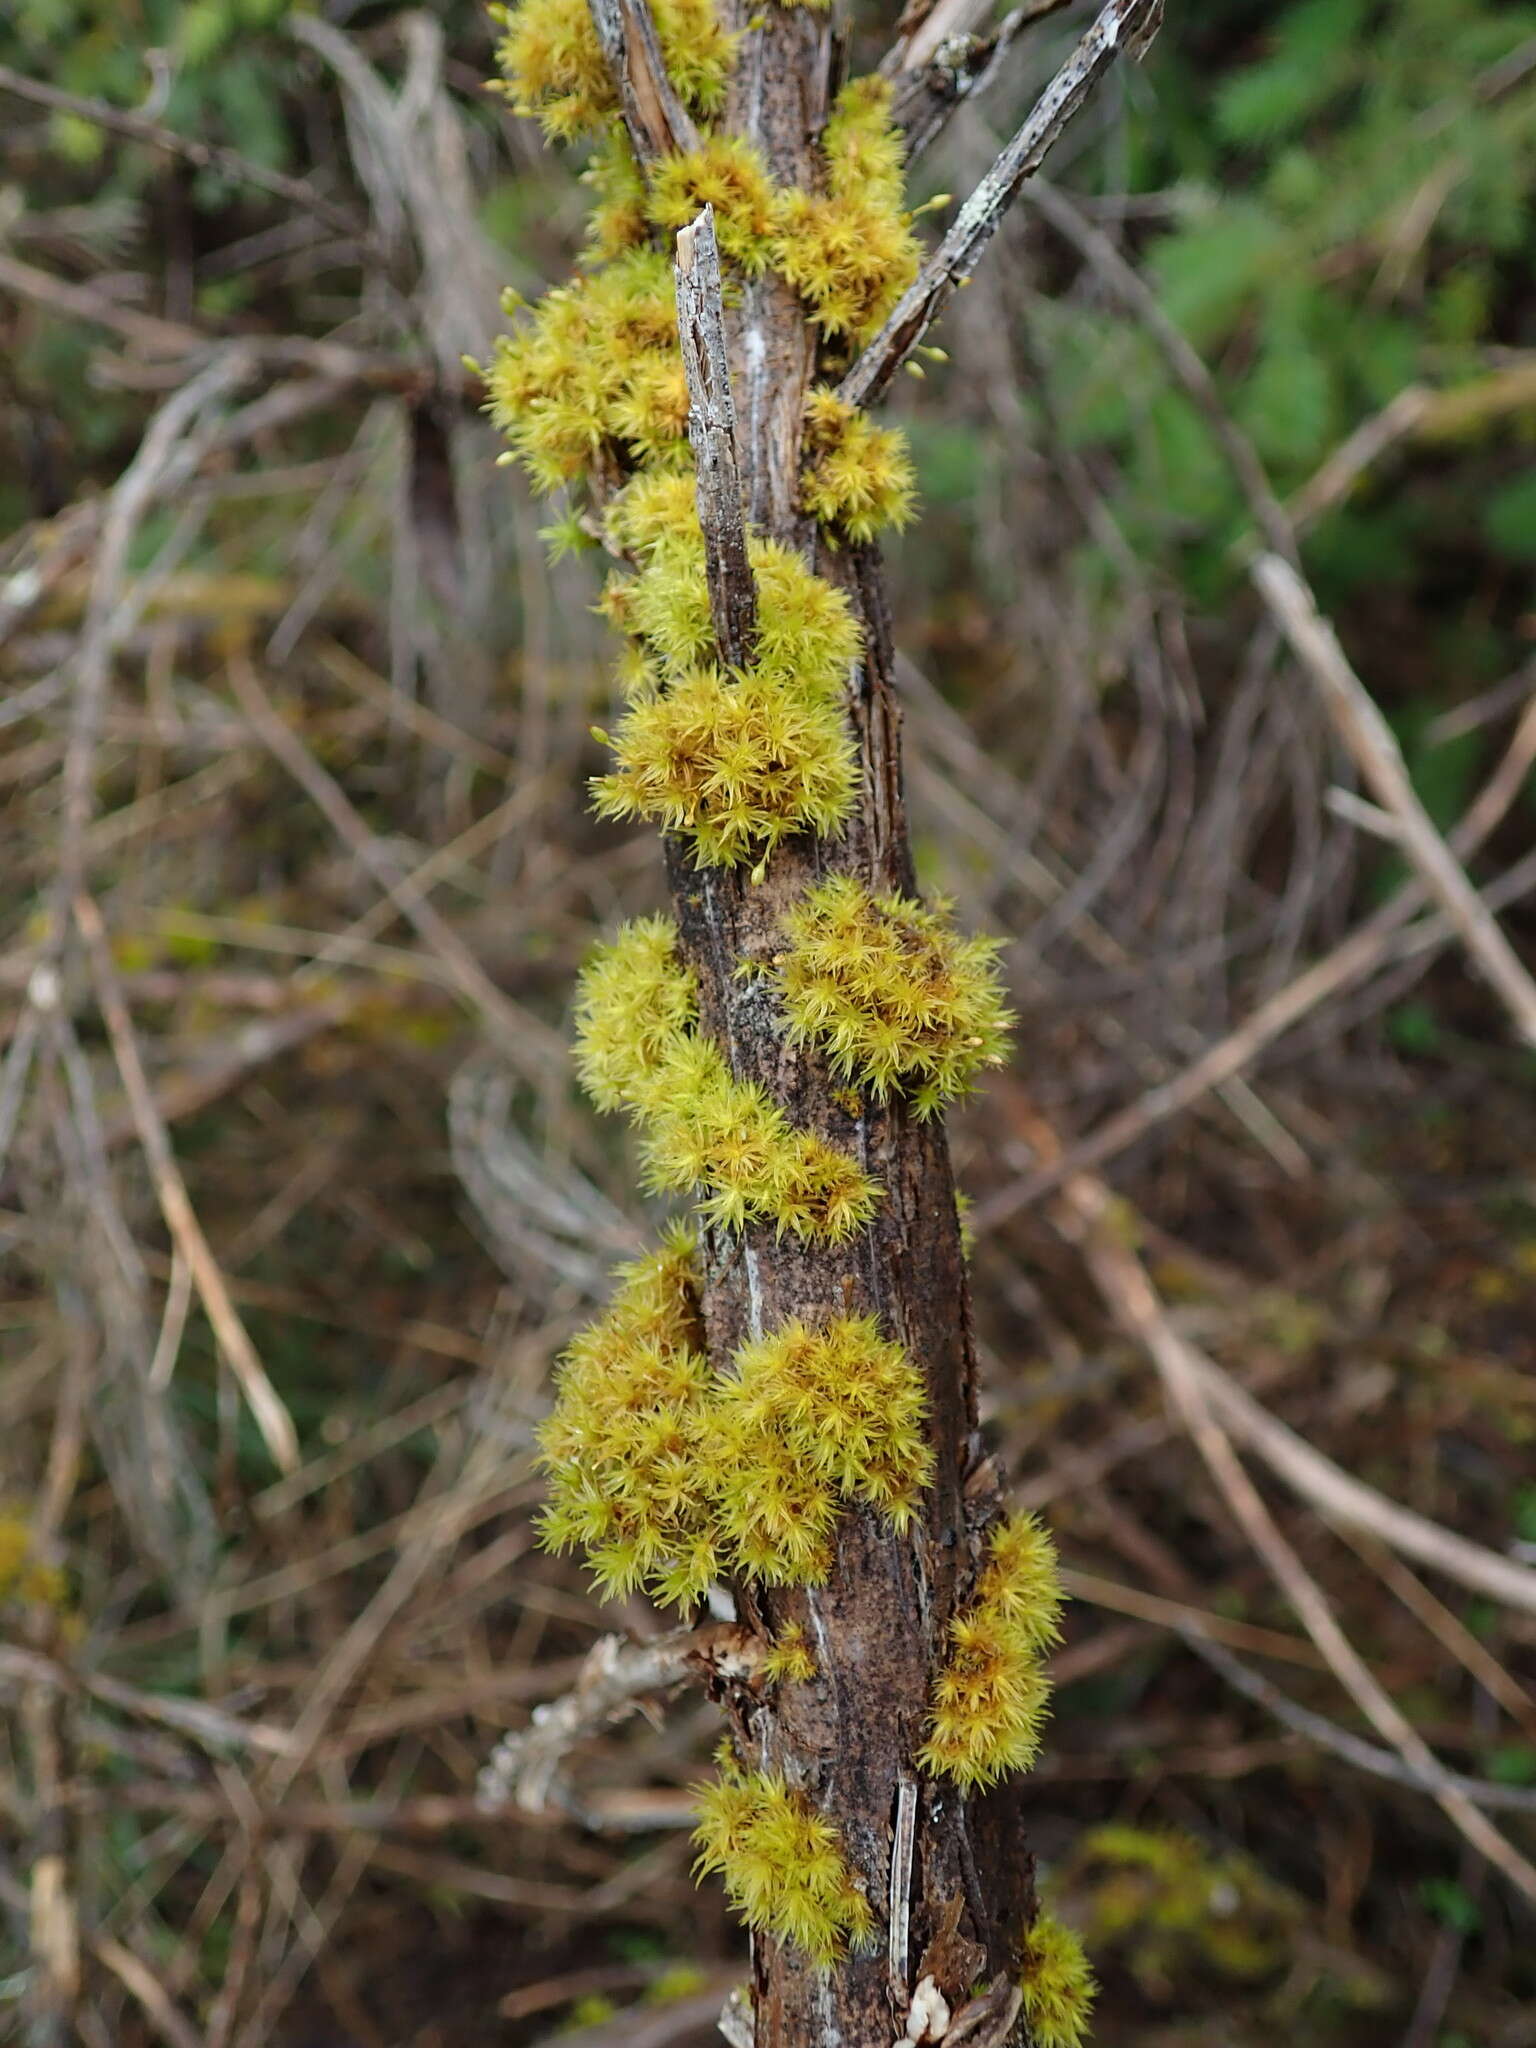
[{"left": 497, "top": 2, "right": 1158, "bottom": 2038}]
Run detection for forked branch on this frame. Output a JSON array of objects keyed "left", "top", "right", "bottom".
[{"left": 841, "top": 0, "right": 1163, "bottom": 410}]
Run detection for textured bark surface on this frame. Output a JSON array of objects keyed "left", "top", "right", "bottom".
[
  {"left": 587, "top": 5, "right": 1155, "bottom": 2039},
  {"left": 657, "top": 30, "right": 1030, "bottom": 2035}
]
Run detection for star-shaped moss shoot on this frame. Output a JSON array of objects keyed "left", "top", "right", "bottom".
[
  {"left": 693, "top": 1753, "right": 874, "bottom": 1966},
  {"left": 774, "top": 876, "right": 1014, "bottom": 1118}
]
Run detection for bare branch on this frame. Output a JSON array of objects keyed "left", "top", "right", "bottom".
[
  {"left": 674, "top": 208, "right": 758, "bottom": 671},
  {"left": 584, "top": 0, "right": 700, "bottom": 164},
  {"left": 73, "top": 894, "right": 301, "bottom": 1474},
  {"left": 0, "top": 60, "right": 364, "bottom": 241},
  {"left": 1255, "top": 552, "right": 1536, "bottom": 1047},
  {"left": 889, "top": 1, "right": 1074, "bottom": 165},
  {"left": 476, "top": 1629, "right": 704, "bottom": 1818},
  {"left": 839, "top": 0, "right": 1163, "bottom": 411}
]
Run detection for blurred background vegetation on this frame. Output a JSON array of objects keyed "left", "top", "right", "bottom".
[{"left": 3, "top": 1, "right": 1536, "bottom": 2043}]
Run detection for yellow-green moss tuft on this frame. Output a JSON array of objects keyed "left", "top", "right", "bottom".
[
  {"left": 773, "top": 876, "right": 1014, "bottom": 1117},
  {"left": 572, "top": 913, "right": 698, "bottom": 1112},
  {"left": 693, "top": 1757, "right": 874, "bottom": 1965},
  {"left": 581, "top": 131, "right": 650, "bottom": 261},
  {"left": 573, "top": 921, "right": 879, "bottom": 1238},
  {"left": 483, "top": 251, "right": 686, "bottom": 491},
  {"left": 591, "top": 667, "right": 857, "bottom": 870},
  {"left": 646, "top": 136, "right": 778, "bottom": 272},
  {"left": 1018, "top": 1911, "right": 1096, "bottom": 2048},
  {"left": 761, "top": 1621, "right": 817, "bottom": 1685},
  {"left": 541, "top": 1231, "right": 929, "bottom": 1604},
  {"left": 490, "top": 0, "right": 735, "bottom": 143},
  {"left": 727, "top": 1314, "right": 932, "bottom": 1529},
  {"left": 801, "top": 388, "right": 917, "bottom": 541},
  {"left": 537, "top": 1226, "right": 720, "bottom": 1607},
  {"left": 771, "top": 77, "right": 920, "bottom": 341},
  {"left": 917, "top": 1512, "right": 1064, "bottom": 1788},
  {"left": 614, "top": 532, "right": 863, "bottom": 696}
]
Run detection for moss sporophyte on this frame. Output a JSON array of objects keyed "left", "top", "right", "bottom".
[{"left": 484, "top": 0, "right": 1090, "bottom": 2010}]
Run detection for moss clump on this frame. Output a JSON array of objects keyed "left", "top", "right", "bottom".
[
  {"left": 490, "top": 0, "right": 735, "bottom": 143},
  {"left": 592, "top": 666, "right": 857, "bottom": 872},
  {"left": 801, "top": 388, "right": 917, "bottom": 542},
  {"left": 693, "top": 1754, "right": 874, "bottom": 1965},
  {"left": 772, "top": 77, "right": 921, "bottom": 341},
  {"left": 574, "top": 920, "right": 879, "bottom": 1238},
  {"left": 774, "top": 876, "right": 1014, "bottom": 1117},
  {"left": 917, "top": 1512, "right": 1063, "bottom": 1788},
  {"left": 540, "top": 1234, "right": 931, "bottom": 1605},
  {"left": 724, "top": 1313, "right": 933, "bottom": 1536},
  {"left": 646, "top": 135, "right": 779, "bottom": 271},
  {"left": 481, "top": 251, "right": 687, "bottom": 491},
  {"left": 761, "top": 1621, "right": 817, "bottom": 1685},
  {"left": 1019, "top": 1911, "right": 1096, "bottom": 2048},
  {"left": 581, "top": 131, "right": 651, "bottom": 262},
  {"left": 593, "top": 503, "right": 865, "bottom": 870}
]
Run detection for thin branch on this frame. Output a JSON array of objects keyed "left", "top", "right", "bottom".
[
  {"left": 0, "top": 61, "right": 364, "bottom": 240},
  {"left": 1060, "top": 1165, "right": 1536, "bottom": 1907},
  {"left": 1255, "top": 553, "right": 1536, "bottom": 1047},
  {"left": 1186, "top": 1636, "right": 1536, "bottom": 1820},
  {"left": 1020, "top": 177, "right": 1299, "bottom": 564},
  {"left": 73, "top": 893, "right": 301, "bottom": 1474},
  {"left": 584, "top": 0, "right": 700, "bottom": 164},
  {"left": 839, "top": 0, "right": 1163, "bottom": 410},
  {"left": 973, "top": 684, "right": 1536, "bottom": 1227},
  {"left": 475, "top": 1629, "right": 705, "bottom": 1817},
  {"left": 889, "top": 1, "right": 1075, "bottom": 164},
  {"left": 674, "top": 208, "right": 758, "bottom": 671}
]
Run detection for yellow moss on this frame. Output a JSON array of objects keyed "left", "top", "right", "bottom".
[
  {"left": 693, "top": 1756, "right": 874, "bottom": 1965},
  {"left": 1019, "top": 1911, "right": 1096, "bottom": 2048},
  {"left": 592, "top": 666, "right": 856, "bottom": 870},
  {"left": 573, "top": 921, "right": 879, "bottom": 1238},
  {"left": 482, "top": 251, "right": 686, "bottom": 491},
  {"left": 591, "top": 530, "right": 864, "bottom": 869},
  {"left": 489, "top": 0, "right": 735, "bottom": 143},
  {"left": 540, "top": 1234, "right": 929, "bottom": 1606},
  {"left": 774, "top": 876, "right": 1014, "bottom": 1117},
  {"left": 572, "top": 912, "right": 699, "bottom": 1112},
  {"left": 801, "top": 388, "right": 917, "bottom": 542},
  {"left": 917, "top": 1512, "right": 1064, "bottom": 1788},
  {"left": 646, "top": 135, "right": 778, "bottom": 272},
  {"left": 582, "top": 131, "right": 651, "bottom": 262},
  {"left": 761, "top": 1621, "right": 817, "bottom": 1685},
  {"left": 0, "top": 1513, "right": 70, "bottom": 1616},
  {"left": 770, "top": 77, "right": 920, "bottom": 341}
]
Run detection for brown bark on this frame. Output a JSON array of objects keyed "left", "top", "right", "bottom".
[{"left": 587, "top": 5, "right": 1156, "bottom": 2039}]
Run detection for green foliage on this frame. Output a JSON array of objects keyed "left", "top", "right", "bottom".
[
  {"left": 539, "top": 1233, "right": 931, "bottom": 1606},
  {"left": 918, "top": 1513, "right": 1063, "bottom": 1788},
  {"left": 572, "top": 920, "right": 880, "bottom": 1238},
  {"left": 1071, "top": 1825, "right": 1302, "bottom": 1987},
  {"left": 773, "top": 875, "right": 1013, "bottom": 1118},
  {"left": 1019, "top": 1910, "right": 1097, "bottom": 2048},
  {"left": 1047, "top": 0, "right": 1536, "bottom": 613},
  {"left": 693, "top": 1753, "right": 874, "bottom": 1964}
]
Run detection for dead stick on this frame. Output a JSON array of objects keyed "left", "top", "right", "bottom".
[
  {"left": 839, "top": 0, "right": 1163, "bottom": 410},
  {"left": 1255, "top": 552, "right": 1536, "bottom": 1047},
  {"left": 674, "top": 208, "right": 758, "bottom": 672},
  {"left": 72, "top": 894, "right": 300, "bottom": 1472}
]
